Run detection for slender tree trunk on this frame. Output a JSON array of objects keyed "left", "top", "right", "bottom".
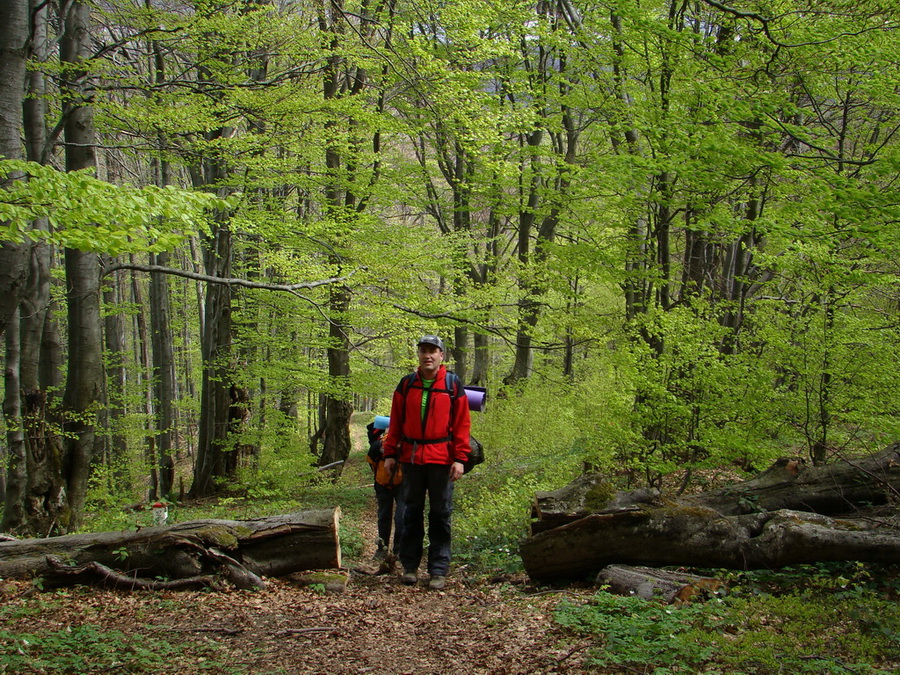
[
  {"left": 315, "top": 0, "right": 355, "bottom": 471},
  {"left": 127, "top": 261, "right": 154, "bottom": 493},
  {"left": 146, "top": 25, "right": 176, "bottom": 495},
  {"left": 190, "top": 216, "right": 234, "bottom": 497},
  {"left": 183, "top": 25, "right": 240, "bottom": 498},
  {"left": 0, "top": 0, "right": 29, "bottom": 338},
  {"left": 318, "top": 284, "right": 353, "bottom": 468},
  {"left": 506, "top": 130, "right": 542, "bottom": 385},
  {"left": 609, "top": 12, "right": 651, "bottom": 323},
  {"left": 60, "top": 0, "right": 104, "bottom": 530},
  {"left": 149, "top": 250, "right": 176, "bottom": 498},
  {"left": 102, "top": 262, "right": 128, "bottom": 473},
  {"left": 2, "top": 310, "right": 24, "bottom": 520},
  {"left": 471, "top": 332, "right": 490, "bottom": 386},
  {"left": 0, "top": 0, "right": 28, "bottom": 511},
  {"left": 452, "top": 326, "right": 468, "bottom": 383}
]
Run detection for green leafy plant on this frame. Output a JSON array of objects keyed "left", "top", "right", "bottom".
[
  {"left": 0, "top": 624, "right": 243, "bottom": 674},
  {"left": 338, "top": 523, "right": 365, "bottom": 560},
  {"left": 554, "top": 592, "right": 717, "bottom": 672},
  {"left": 554, "top": 581, "right": 900, "bottom": 674}
]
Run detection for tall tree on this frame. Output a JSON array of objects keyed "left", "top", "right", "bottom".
[
  {"left": 59, "top": 0, "right": 105, "bottom": 529},
  {"left": 314, "top": 0, "right": 394, "bottom": 469},
  {"left": 0, "top": 0, "right": 29, "bottom": 337},
  {"left": 0, "top": 0, "right": 29, "bottom": 513}
]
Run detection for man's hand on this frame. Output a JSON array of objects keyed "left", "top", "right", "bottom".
[
  {"left": 384, "top": 457, "right": 396, "bottom": 474},
  {"left": 449, "top": 461, "right": 464, "bottom": 482}
]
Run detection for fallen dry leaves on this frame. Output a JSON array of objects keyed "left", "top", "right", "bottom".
[{"left": 2, "top": 570, "right": 598, "bottom": 675}]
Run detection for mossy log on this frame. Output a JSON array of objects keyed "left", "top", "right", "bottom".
[
  {"left": 530, "top": 474, "right": 660, "bottom": 535},
  {"left": 0, "top": 509, "right": 341, "bottom": 589},
  {"left": 522, "top": 444, "right": 900, "bottom": 582}
]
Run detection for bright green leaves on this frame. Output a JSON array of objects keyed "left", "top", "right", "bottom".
[{"left": 0, "top": 160, "right": 232, "bottom": 254}]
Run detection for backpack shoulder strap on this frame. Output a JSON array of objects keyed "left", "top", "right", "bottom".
[
  {"left": 398, "top": 372, "right": 417, "bottom": 396},
  {"left": 400, "top": 371, "right": 462, "bottom": 398},
  {"left": 445, "top": 372, "right": 464, "bottom": 399}
]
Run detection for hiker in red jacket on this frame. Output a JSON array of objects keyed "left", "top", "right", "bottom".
[{"left": 383, "top": 335, "right": 471, "bottom": 590}]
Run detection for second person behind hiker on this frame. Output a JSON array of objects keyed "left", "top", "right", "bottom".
[
  {"left": 382, "top": 335, "right": 471, "bottom": 590},
  {"left": 366, "top": 419, "right": 405, "bottom": 561}
]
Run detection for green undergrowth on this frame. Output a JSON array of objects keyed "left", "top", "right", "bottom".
[
  {"left": 553, "top": 563, "right": 900, "bottom": 674},
  {"left": 0, "top": 621, "right": 242, "bottom": 674}
]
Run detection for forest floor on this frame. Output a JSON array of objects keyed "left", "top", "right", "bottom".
[
  {"left": 0, "top": 508, "right": 598, "bottom": 675},
  {"left": 0, "top": 420, "right": 600, "bottom": 674},
  {"left": 5, "top": 422, "right": 897, "bottom": 673}
]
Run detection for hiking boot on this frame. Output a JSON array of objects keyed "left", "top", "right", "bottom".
[
  {"left": 373, "top": 547, "right": 387, "bottom": 561},
  {"left": 427, "top": 575, "right": 446, "bottom": 591},
  {"left": 400, "top": 569, "right": 418, "bottom": 585}
]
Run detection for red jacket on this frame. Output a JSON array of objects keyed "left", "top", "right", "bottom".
[{"left": 382, "top": 365, "right": 471, "bottom": 466}]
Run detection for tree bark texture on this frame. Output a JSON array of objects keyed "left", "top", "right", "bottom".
[
  {"left": 316, "top": 3, "right": 356, "bottom": 473},
  {"left": 0, "top": 508, "right": 342, "bottom": 588},
  {"left": 3, "top": 19, "right": 65, "bottom": 532},
  {"left": 59, "top": 0, "right": 103, "bottom": 531},
  {"left": 521, "top": 444, "right": 900, "bottom": 582},
  {"left": 190, "top": 214, "right": 235, "bottom": 498},
  {"left": 149, "top": 251, "right": 177, "bottom": 498},
  {"left": 319, "top": 283, "right": 353, "bottom": 469},
  {"left": 102, "top": 262, "right": 127, "bottom": 468},
  {"left": 679, "top": 449, "right": 900, "bottom": 517},
  {"left": 2, "top": 309, "right": 23, "bottom": 512},
  {"left": 0, "top": 0, "right": 29, "bottom": 339}
]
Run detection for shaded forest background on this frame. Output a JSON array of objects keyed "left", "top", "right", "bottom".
[{"left": 1, "top": 0, "right": 899, "bottom": 538}]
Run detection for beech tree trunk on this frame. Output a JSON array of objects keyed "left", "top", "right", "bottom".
[
  {"left": 1, "top": 0, "right": 63, "bottom": 532},
  {"left": 59, "top": 0, "right": 104, "bottom": 531},
  {"left": 0, "top": 0, "right": 29, "bottom": 509},
  {"left": 0, "top": 0, "right": 28, "bottom": 339},
  {"left": 149, "top": 250, "right": 177, "bottom": 498},
  {"left": 188, "top": 108, "right": 237, "bottom": 498},
  {"left": 521, "top": 444, "right": 900, "bottom": 582},
  {"left": 0, "top": 509, "right": 342, "bottom": 589}
]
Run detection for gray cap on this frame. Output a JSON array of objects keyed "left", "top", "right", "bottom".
[{"left": 417, "top": 335, "right": 445, "bottom": 351}]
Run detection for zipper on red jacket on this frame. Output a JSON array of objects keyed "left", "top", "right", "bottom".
[
  {"left": 413, "top": 374, "right": 437, "bottom": 465},
  {"left": 415, "top": 377, "right": 433, "bottom": 465}
]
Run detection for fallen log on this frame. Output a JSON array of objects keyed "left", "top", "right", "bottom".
[
  {"left": 595, "top": 564, "right": 725, "bottom": 604},
  {"left": 682, "top": 444, "right": 900, "bottom": 516},
  {"left": 530, "top": 474, "right": 660, "bottom": 535},
  {"left": 522, "top": 505, "right": 900, "bottom": 581},
  {"left": 0, "top": 508, "right": 341, "bottom": 589},
  {"left": 521, "top": 444, "right": 900, "bottom": 582}
]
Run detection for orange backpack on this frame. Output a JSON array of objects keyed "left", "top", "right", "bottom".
[{"left": 368, "top": 455, "right": 403, "bottom": 488}]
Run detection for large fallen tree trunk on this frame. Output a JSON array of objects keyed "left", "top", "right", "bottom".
[
  {"left": 522, "top": 445, "right": 900, "bottom": 582},
  {"left": 0, "top": 509, "right": 341, "bottom": 589}
]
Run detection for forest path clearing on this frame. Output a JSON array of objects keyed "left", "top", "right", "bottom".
[{"left": 1, "top": 557, "right": 596, "bottom": 674}]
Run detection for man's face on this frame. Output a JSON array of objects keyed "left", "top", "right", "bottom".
[{"left": 417, "top": 344, "right": 444, "bottom": 373}]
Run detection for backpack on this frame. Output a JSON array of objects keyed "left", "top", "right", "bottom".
[
  {"left": 398, "top": 371, "right": 485, "bottom": 474},
  {"left": 366, "top": 424, "right": 403, "bottom": 488}
]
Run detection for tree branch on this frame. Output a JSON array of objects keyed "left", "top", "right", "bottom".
[
  {"left": 102, "top": 262, "right": 345, "bottom": 294},
  {"left": 700, "top": 0, "right": 899, "bottom": 49}
]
